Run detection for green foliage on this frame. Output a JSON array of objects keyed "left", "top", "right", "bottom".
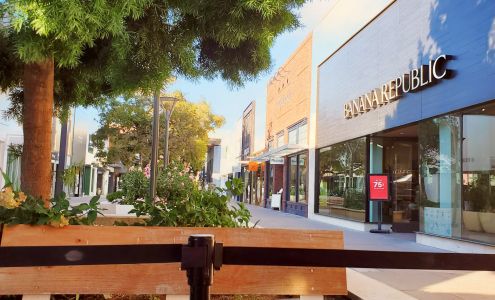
[
  {"left": 128, "top": 162, "right": 251, "bottom": 227},
  {"left": 343, "top": 190, "right": 365, "bottom": 211},
  {"left": 1, "top": 0, "right": 304, "bottom": 120},
  {"left": 93, "top": 92, "right": 224, "bottom": 171},
  {"left": 106, "top": 190, "right": 125, "bottom": 203},
  {"left": 2, "top": 0, "right": 150, "bottom": 67},
  {"left": 62, "top": 164, "right": 81, "bottom": 194},
  {"left": 0, "top": 173, "right": 103, "bottom": 226},
  {"left": 6, "top": 144, "right": 23, "bottom": 161},
  {"left": 156, "top": 161, "right": 196, "bottom": 202},
  {"left": 120, "top": 170, "right": 149, "bottom": 203}
]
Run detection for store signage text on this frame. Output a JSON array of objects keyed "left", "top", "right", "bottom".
[
  {"left": 270, "top": 157, "right": 284, "bottom": 165},
  {"left": 344, "top": 54, "right": 452, "bottom": 119},
  {"left": 369, "top": 174, "right": 390, "bottom": 201}
]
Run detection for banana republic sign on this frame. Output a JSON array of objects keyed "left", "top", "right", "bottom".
[{"left": 344, "top": 54, "right": 452, "bottom": 119}]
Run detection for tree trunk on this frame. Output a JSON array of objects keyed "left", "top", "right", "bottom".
[{"left": 21, "top": 58, "right": 55, "bottom": 205}]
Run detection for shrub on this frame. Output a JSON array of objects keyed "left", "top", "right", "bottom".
[
  {"left": 129, "top": 163, "right": 251, "bottom": 227},
  {"left": 156, "top": 161, "right": 196, "bottom": 201},
  {"left": 121, "top": 170, "right": 149, "bottom": 203},
  {"left": 106, "top": 190, "right": 125, "bottom": 202},
  {"left": 1, "top": 173, "right": 103, "bottom": 226}
]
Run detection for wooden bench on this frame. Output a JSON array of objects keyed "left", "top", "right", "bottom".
[{"left": 0, "top": 225, "right": 347, "bottom": 298}]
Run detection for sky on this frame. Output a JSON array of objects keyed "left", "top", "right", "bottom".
[{"left": 1, "top": 1, "right": 338, "bottom": 150}]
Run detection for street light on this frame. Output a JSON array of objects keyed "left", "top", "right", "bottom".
[
  {"left": 149, "top": 92, "right": 179, "bottom": 200},
  {"left": 160, "top": 96, "right": 179, "bottom": 168}
]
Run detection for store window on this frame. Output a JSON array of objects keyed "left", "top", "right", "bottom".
[
  {"left": 288, "top": 153, "right": 308, "bottom": 203},
  {"left": 289, "top": 157, "right": 297, "bottom": 201},
  {"left": 461, "top": 104, "right": 495, "bottom": 244},
  {"left": 268, "top": 164, "right": 274, "bottom": 198},
  {"left": 298, "top": 154, "right": 307, "bottom": 203},
  {"left": 288, "top": 120, "right": 308, "bottom": 145},
  {"left": 419, "top": 115, "right": 462, "bottom": 238},
  {"left": 316, "top": 137, "right": 367, "bottom": 221}
]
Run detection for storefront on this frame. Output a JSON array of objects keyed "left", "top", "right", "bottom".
[
  {"left": 255, "top": 144, "right": 308, "bottom": 216},
  {"left": 314, "top": 0, "right": 495, "bottom": 246},
  {"left": 239, "top": 161, "right": 265, "bottom": 206}
]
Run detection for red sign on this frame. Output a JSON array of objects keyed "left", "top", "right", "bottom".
[{"left": 369, "top": 174, "right": 389, "bottom": 201}]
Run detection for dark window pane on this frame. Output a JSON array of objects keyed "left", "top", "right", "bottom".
[
  {"left": 298, "top": 154, "right": 307, "bottom": 203},
  {"left": 316, "top": 137, "right": 366, "bottom": 221},
  {"left": 289, "top": 156, "right": 297, "bottom": 202},
  {"left": 462, "top": 111, "right": 495, "bottom": 244}
]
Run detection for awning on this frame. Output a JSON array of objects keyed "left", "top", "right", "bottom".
[{"left": 253, "top": 144, "right": 307, "bottom": 162}]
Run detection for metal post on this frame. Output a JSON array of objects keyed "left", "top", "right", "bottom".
[
  {"left": 54, "top": 119, "right": 68, "bottom": 197},
  {"left": 183, "top": 234, "right": 215, "bottom": 300},
  {"left": 164, "top": 111, "right": 170, "bottom": 168},
  {"left": 370, "top": 201, "right": 390, "bottom": 233},
  {"left": 149, "top": 90, "right": 160, "bottom": 200}
]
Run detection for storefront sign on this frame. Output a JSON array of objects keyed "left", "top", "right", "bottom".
[
  {"left": 270, "top": 157, "right": 284, "bottom": 165},
  {"left": 369, "top": 174, "right": 390, "bottom": 201},
  {"left": 344, "top": 54, "right": 452, "bottom": 119}
]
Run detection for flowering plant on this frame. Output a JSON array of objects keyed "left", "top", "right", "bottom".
[
  {"left": 0, "top": 173, "right": 103, "bottom": 227},
  {"left": 119, "top": 170, "right": 149, "bottom": 204},
  {"left": 128, "top": 162, "right": 251, "bottom": 227}
]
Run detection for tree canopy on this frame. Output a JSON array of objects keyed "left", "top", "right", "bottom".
[
  {"left": 93, "top": 92, "right": 224, "bottom": 172},
  {"left": 0, "top": 0, "right": 304, "bottom": 200},
  {"left": 1, "top": 0, "right": 304, "bottom": 115}
]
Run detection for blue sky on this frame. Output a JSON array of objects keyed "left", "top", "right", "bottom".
[{"left": 75, "top": 1, "right": 337, "bottom": 144}]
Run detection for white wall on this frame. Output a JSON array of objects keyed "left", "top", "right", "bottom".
[
  {"left": 216, "top": 118, "right": 243, "bottom": 188},
  {"left": 307, "top": 0, "right": 394, "bottom": 219},
  {"left": 0, "top": 94, "right": 23, "bottom": 187}
]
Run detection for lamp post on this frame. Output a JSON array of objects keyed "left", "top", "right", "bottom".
[
  {"left": 149, "top": 93, "right": 179, "bottom": 200},
  {"left": 160, "top": 96, "right": 179, "bottom": 168},
  {"left": 149, "top": 91, "right": 161, "bottom": 200}
]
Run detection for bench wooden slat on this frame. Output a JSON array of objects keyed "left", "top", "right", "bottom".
[{"left": 0, "top": 225, "right": 346, "bottom": 295}]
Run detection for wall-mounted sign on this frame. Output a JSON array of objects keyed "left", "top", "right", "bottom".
[
  {"left": 270, "top": 157, "right": 284, "bottom": 165},
  {"left": 369, "top": 174, "right": 390, "bottom": 201},
  {"left": 344, "top": 54, "right": 452, "bottom": 119}
]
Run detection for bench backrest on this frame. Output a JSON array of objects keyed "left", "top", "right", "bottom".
[{"left": 0, "top": 225, "right": 346, "bottom": 295}]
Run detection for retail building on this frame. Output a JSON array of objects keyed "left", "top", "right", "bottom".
[
  {"left": 255, "top": 34, "right": 312, "bottom": 216},
  {"left": 310, "top": 0, "right": 495, "bottom": 248}
]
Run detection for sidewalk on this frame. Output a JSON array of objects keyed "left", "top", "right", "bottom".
[{"left": 243, "top": 203, "right": 495, "bottom": 300}]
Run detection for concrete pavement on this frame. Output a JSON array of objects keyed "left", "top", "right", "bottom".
[{"left": 243, "top": 203, "right": 495, "bottom": 300}]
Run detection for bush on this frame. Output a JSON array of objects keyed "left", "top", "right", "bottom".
[
  {"left": 106, "top": 190, "right": 125, "bottom": 202},
  {"left": 129, "top": 162, "right": 251, "bottom": 227},
  {"left": 121, "top": 170, "right": 149, "bottom": 203},
  {"left": 156, "top": 161, "right": 196, "bottom": 201},
  {"left": 1, "top": 172, "right": 103, "bottom": 226}
]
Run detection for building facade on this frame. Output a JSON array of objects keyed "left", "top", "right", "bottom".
[
  {"left": 311, "top": 0, "right": 495, "bottom": 247},
  {"left": 258, "top": 34, "right": 313, "bottom": 216},
  {"left": 204, "top": 138, "right": 222, "bottom": 187},
  {"left": 72, "top": 127, "right": 119, "bottom": 197}
]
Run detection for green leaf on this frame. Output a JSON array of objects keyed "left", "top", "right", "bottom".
[
  {"left": 74, "top": 203, "right": 90, "bottom": 211},
  {"left": 87, "top": 210, "right": 97, "bottom": 224},
  {"left": 1, "top": 171, "right": 13, "bottom": 188},
  {"left": 36, "top": 216, "right": 50, "bottom": 225},
  {"left": 90, "top": 196, "right": 100, "bottom": 207}
]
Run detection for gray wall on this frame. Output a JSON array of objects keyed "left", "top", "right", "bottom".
[{"left": 317, "top": 0, "right": 495, "bottom": 148}]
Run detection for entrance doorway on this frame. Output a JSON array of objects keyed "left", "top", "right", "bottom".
[{"left": 370, "top": 125, "right": 419, "bottom": 232}]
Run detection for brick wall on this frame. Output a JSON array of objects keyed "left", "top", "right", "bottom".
[{"left": 266, "top": 34, "right": 312, "bottom": 147}]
